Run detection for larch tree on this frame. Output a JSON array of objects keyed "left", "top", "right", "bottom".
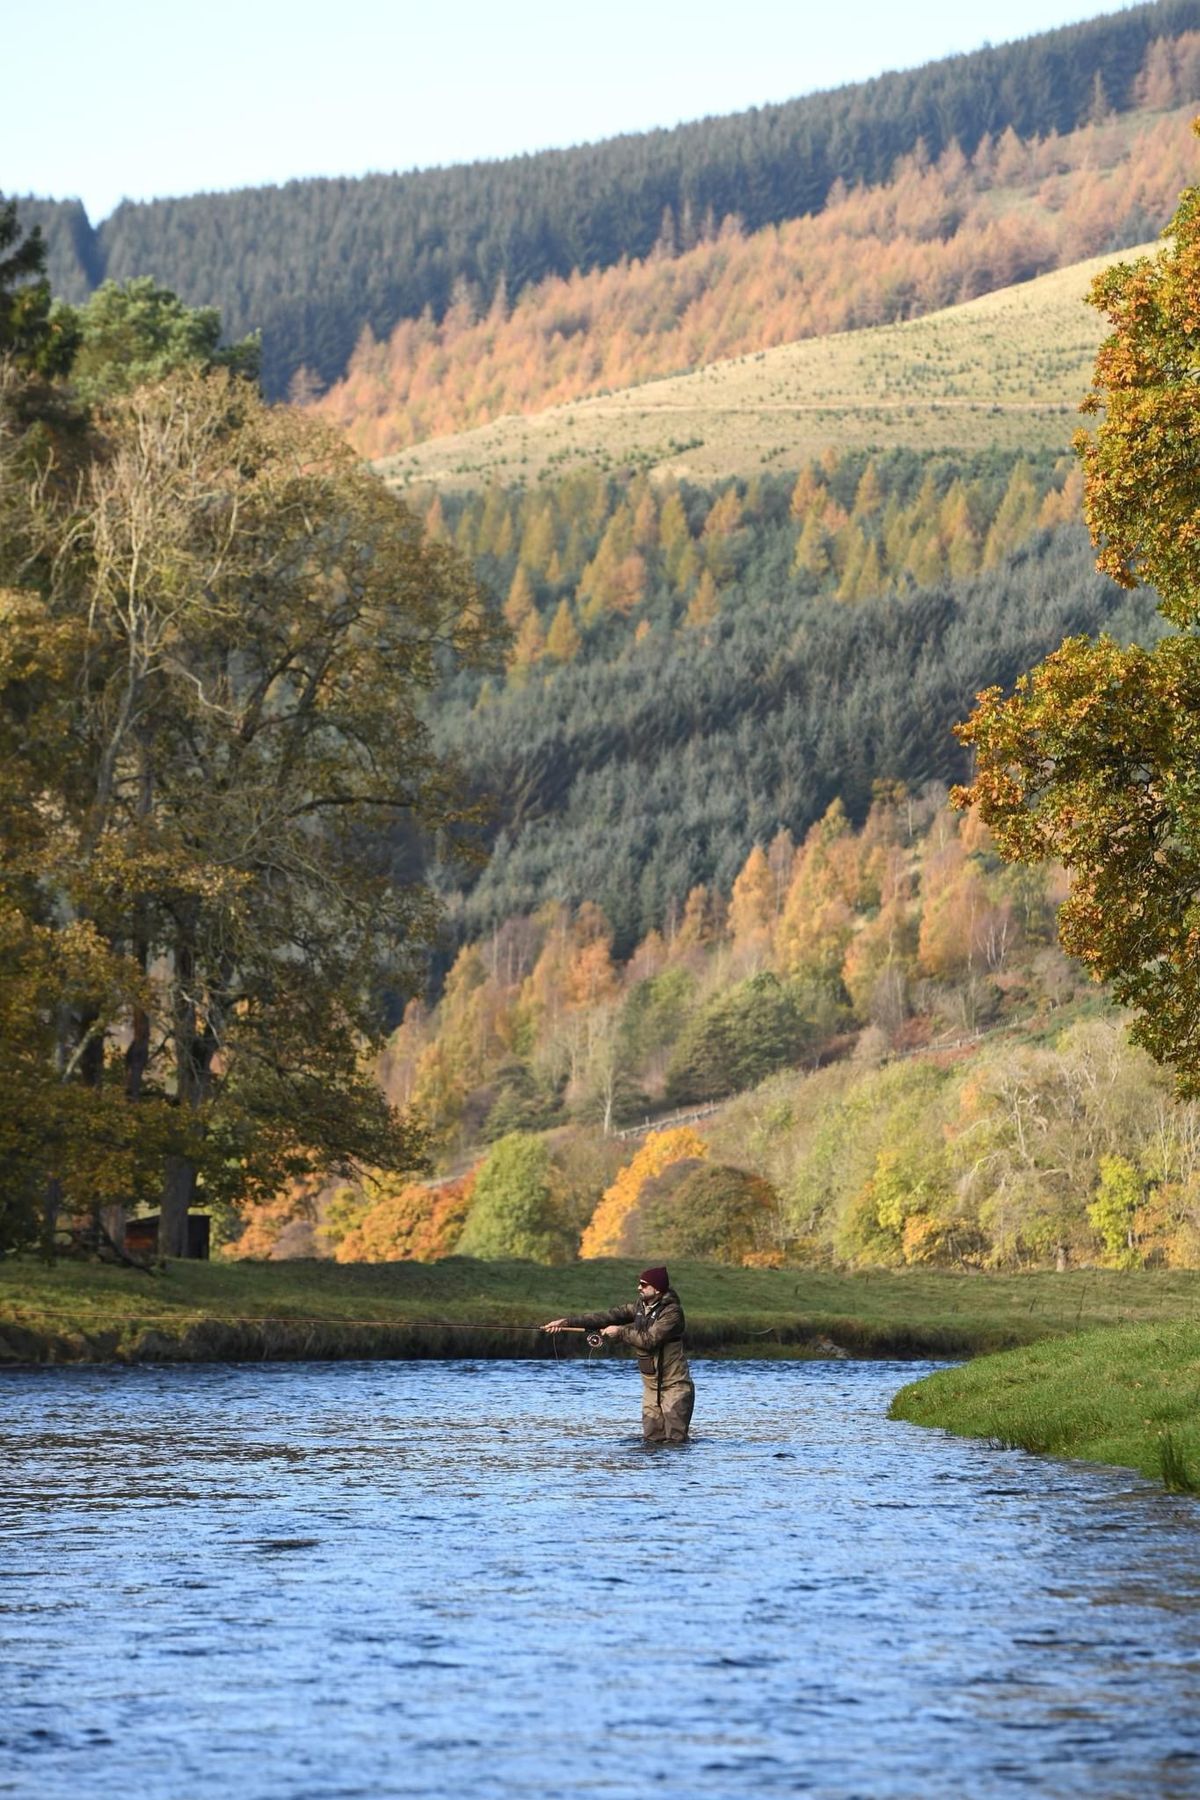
[
  {"left": 544, "top": 598, "right": 582, "bottom": 663},
  {"left": 728, "top": 844, "right": 774, "bottom": 959},
  {"left": 684, "top": 570, "right": 719, "bottom": 632}
]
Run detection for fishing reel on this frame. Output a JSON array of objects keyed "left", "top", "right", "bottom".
[{"left": 586, "top": 1331, "right": 604, "bottom": 1348}]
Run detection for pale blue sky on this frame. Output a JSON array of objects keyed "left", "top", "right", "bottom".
[{"left": 11, "top": 0, "right": 1134, "bottom": 222}]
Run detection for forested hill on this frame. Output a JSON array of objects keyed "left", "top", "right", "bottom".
[
  {"left": 421, "top": 449, "right": 1158, "bottom": 953},
  {"left": 18, "top": 0, "right": 1200, "bottom": 398}
]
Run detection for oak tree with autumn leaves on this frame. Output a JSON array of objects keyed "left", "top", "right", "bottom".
[
  {"left": 957, "top": 125, "right": 1200, "bottom": 1091},
  {"left": 0, "top": 325, "right": 495, "bottom": 1255}
]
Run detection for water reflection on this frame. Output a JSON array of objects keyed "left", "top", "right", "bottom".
[{"left": 2, "top": 1359, "right": 1198, "bottom": 1798}]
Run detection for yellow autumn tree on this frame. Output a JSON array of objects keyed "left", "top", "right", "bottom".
[
  {"left": 792, "top": 508, "right": 831, "bottom": 580},
  {"left": 335, "top": 1172, "right": 475, "bottom": 1263},
  {"left": 728, "top": 844, "right": 774, "bottom": 958},
  {"left": 580, "top": 1125, "right": 710, "bottom": 1257},
  {"left": 671, "top": 883, "right": 725, "bottom": 954},
  {"left": 509, "top": 607, "right": 546, "bottom": 673},
  {"left": 544, "top": 598, "right": 582, "bottom": 662},
  {"left": 789, "top": 466, "right": 825, "bottom": 520},
  {"left": 982, "top": 460, "right": 1039, "bottom": 568},
  {"left": 685, "top": 570, "right": 719, "bottom": 631},
  {"left": 504, "top": 565, "right": 537, "bottom": 630}
]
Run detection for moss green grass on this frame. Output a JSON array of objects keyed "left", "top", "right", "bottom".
[
  {"left": 890, "top": 1322, "right": 1200, "bottom": 1489},
  {"left": 2, "top": 1256, "right": 1198, "bottom": 1366}
]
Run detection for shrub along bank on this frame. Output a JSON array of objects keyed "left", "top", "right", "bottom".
[
  {"left": 1, "top": 1258, "right": 1198, "bottom": 1366},
  {"left": 889, "top": 1322, "right": 1200, "bottom": 1490}
]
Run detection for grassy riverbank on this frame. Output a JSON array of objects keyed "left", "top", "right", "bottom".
[
  {"left": 889, "top": 1322, "right": 1200, "bottom": 1490},
  {"left": 2, "top": 1258, "right": 1199, "bottom": 1365}
]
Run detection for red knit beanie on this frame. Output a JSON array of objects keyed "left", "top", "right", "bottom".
[{"left": 639, "top": 1266, "right": 669, "bottom": 1293}]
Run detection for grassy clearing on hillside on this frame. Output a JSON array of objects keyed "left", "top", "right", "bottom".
[
  {"left": 1, "top": 1257, "right": 1197, "bottom": 1365},
  {"left": 890, "top": 1323, "right": 1200, "bottom": 1490},
  {"left": 383, "top": 245, "right": 1156, "bottom": 490}
]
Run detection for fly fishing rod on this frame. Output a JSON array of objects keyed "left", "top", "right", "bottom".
[
  {"left": 410, "top": 1320, "right": 607, "bottom": 1346},
  {"left": 19, "top": 1306, "right": 607, "bottom": 1346},
  {"left": 475, "top": 1323, "right": 605, "bottom": 1346}
]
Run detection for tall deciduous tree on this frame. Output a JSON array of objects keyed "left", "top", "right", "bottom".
[
  {"left": 456, "top": 1132, "right": 575, "bottom": 1263},
  {"left": 2, "top": 365, "right": 495, "bottom": 1252},
  {"left": 957, "top": 129, "right": 1200, "bottom": 1092}
]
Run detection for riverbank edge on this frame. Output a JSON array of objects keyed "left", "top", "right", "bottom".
[
  {"left": 0, "top": 1314, "right": 1018, "bottom": 1367},
  {"left": 6, "top": 1260, "right": 1197, "bottom": 1370},
  {"left": 887, "top": 1321, "right": 1200, "bottom": 1491}
]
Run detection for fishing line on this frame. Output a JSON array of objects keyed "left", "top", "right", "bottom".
[{"left": 10, "top": 1303, "right": 605, "bottom": 1343}]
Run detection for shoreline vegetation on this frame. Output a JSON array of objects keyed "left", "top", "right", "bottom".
[
  {"left": 890, "top": 1323, "right": 1200, "bottom": 1492},
  {"left": 2, "top": 1258, "right": 1197, "bottom": 1370}
]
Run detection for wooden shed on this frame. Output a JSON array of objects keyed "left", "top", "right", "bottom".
[{"left": 124, "top": 1213, "right": 211, "bottom": 1260}]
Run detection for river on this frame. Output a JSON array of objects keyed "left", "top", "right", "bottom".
[{"left": 2, "top": 1358, "right": 1199, "bottom": 1798}]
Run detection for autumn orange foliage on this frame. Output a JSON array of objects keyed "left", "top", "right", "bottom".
[
  {"left": 579, "top": 1126, "right": 710, "bottom": 1257},
  {"left": 317, "top": 97, "right": 1200, "bottom": 455},
  {"left": 334, "top": 1174, "right": 475, "bottom": 1263}
]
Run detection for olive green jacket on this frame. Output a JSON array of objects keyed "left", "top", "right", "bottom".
[{"left": 567, "top": 1288, "right": 692, "bottom": 1394}]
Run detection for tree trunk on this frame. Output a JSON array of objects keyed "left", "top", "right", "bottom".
[
  {"left": 101, "top": 1203, "right": 127, "bottom": 1252},
  {"left": 125, "top": 1005, "right": 150, "bottom": 1099},
  {"left": 160, "top": 1154, "right": 197, "bottom": 1257},
  {"left": 159, "top": 932, "right": 217, "bottom": 1258},
  {"left": 42, "top": 1175, "right": 62, "bottom": 1257}
]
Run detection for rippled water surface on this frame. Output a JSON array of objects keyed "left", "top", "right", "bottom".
[{"left": 3, "top": 1358, "right": 1200, "bottom": 1798}]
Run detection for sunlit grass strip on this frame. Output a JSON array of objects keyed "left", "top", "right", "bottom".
[
  {"left": 3, "top": 1259, "right": 1200, "bottom": 1365},
  {"left": 889, "top": 1322, "right": 1200, "bottom": 1489}
]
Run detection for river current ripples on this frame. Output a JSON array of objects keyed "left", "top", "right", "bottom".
[{"left": 2, "top": 1357, "right": 1199, "bottom": 1799}]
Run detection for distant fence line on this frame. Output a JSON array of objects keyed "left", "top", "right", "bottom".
[
  {"left": 613, "top": 1103, "right": 724, "bottom": 1142},
  {"left": 614, "top": 1019, "right": 1023, "bottom": 1140}
]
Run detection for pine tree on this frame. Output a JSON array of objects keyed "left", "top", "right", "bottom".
[{"left": 0, "top": 198, "right": 78, "bottom": 376}]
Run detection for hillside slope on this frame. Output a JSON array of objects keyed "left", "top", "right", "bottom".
[
  {"left": 16, "top": 0, "right": 1200, "bottom": 397},
  {"left": 329, "top": 102, "right": 1196, "bottom": 457},
  {"left": 383, "top": 245, "right": 1156, "bottom": 489}
]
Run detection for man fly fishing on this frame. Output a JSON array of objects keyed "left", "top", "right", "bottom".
[{"left": 541, "top": 1266, "right": 695, "bottom": 1443}]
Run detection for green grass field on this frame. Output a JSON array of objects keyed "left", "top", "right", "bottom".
[
  {"left": 2, "top": 1256, "right": 1197, "bottom": 1365},
  {"left": 379, "top": 244, "right": 1156, "bottom": 491},
  {"left": 890, "top": 1322, "right": 1200, "bottom": 1490}
]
